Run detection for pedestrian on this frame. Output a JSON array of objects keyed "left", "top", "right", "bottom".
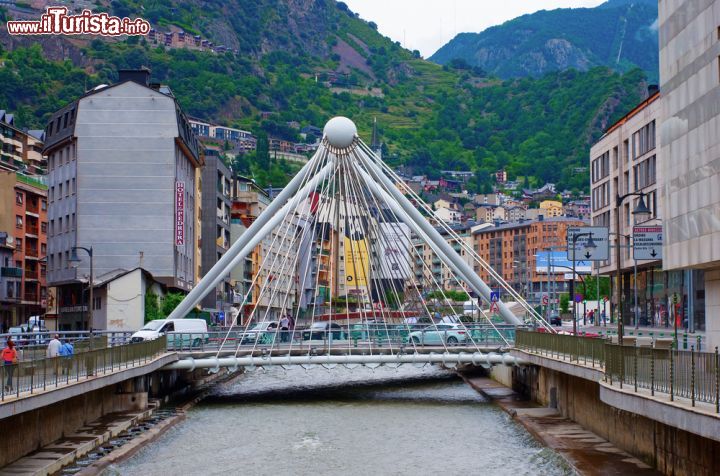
[
  {"left": 287, "top": 314, "right": 295, "bottom": 342},
  {"left": 601, "top": 309, "right": 607, "bottom": 326},
  {"left": 46, "top": 334, "right": 61, "bottom": 358},
  {"left": 279, "top": 314, "right": 290, "bottom": 343},
  {"left": 59, "top": 341, "right": 74, "bottom": 357},
  {"left": 2, "top": 338, "right": 18, "bottom": 392},
  {"left": 589, "top": 309, "right": 595, "bottom": 326}
]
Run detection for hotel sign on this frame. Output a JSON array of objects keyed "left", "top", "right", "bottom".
[{"left": 175, "top": 181, "right": 185, "bottom": 246}]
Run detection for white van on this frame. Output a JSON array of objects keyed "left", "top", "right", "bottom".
[{"left": 131, "top": 319, "right": 209, "bottom": 348}]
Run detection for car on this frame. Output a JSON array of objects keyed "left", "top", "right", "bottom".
[
  {"left": 131, "top": 318, "right": 209, "bottom": 347},
  {"left": 240, "top": 321, "right": 279, "bottom": 345},
  {"left": 408, "top": 323, "right": 469, "bottom": 345},
  {"left": 302, "top": 322, "right": 344, "bottom": 341},
  {"left": 549, "top": 311, "right": 562, "bottom": 326}
]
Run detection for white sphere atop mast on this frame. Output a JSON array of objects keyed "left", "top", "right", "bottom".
[{"left": 323, "top": 116, "right": 357, "bottom": 149}]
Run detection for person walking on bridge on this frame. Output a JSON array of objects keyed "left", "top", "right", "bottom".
[
  {"left": 47, "top": 334, "right": 61, "bottom": 358},
  {"left": 2, "top": 338, "right": 18, "bottom": 392}
]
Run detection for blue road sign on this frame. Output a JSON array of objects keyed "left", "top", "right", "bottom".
[{"left": 490, "top": 291, "right": 499, "bottom": 303}]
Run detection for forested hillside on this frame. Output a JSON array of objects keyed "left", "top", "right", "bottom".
[
  {"left": 430, "top": 0, "right": 658, "bottom": 82},
  {"left": 0, "top": 0, "right": 648, "bottom": 192}
]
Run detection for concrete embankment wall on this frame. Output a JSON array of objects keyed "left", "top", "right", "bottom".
[
  {"left": 1, "top": 369, "right": 189, "bottom": 468},
  {"left": 491, "top": 365, "right": 720, "bottom": 475}
]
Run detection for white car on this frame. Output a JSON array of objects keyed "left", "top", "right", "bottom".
[
  {"left": 240, "top": 321, "right": 279, "bottom": 344},
  {"left": 408, "top": 323, "right": 469, "bottom": 345}
]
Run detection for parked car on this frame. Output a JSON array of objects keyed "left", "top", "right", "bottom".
[
  {"left": 549, "top": 311, "right": 562, "bottom": 326},
  {"left": 408, "top": 323, "right": 469, "bottom": 345},
  {"left": 302, "top": 322, "right": 344, "bottom": 341},
  {"left": 240, "top": 321, "right": 279, "bottom": 345},
  {"left": 131, "top": 318, "right": 209, "bottom": 347}
]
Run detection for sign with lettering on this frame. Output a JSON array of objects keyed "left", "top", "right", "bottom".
[
  {"left": 175, "top": 181, "right": 185, "bottom": 246},
  {"left": 633, "top": 225, "right": 662, "bottom": 260},
  {"left": 566, "top": 226, "right": 609, "bottom": 261}
]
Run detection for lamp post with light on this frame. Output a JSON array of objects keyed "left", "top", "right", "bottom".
[
  {"left": 69, "top": 246, "right": 94, "bottom": 331},
  {"left": 570, "top": 232, "right": 597, "bottom": 335},
  {"left": 614, "top": 192, "right": 651, "bottom": 345}
]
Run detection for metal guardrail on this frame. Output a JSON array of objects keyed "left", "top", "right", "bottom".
[
  {"left": 1, "top": 331, "right": 133, "bottom": 360},
  {"left": 605, "top": 344, "right": 719, "bottom": 410},
  {"left": 515, "top": 330, "right": 606, "bottom": 367},
  {"left": 516, "top": 330, "right": 720, "bottom": 411},
  {"left": 165, "top": 325, "right": 520, "bottom": 352},
  {"left": 0, "top": 338, "right": 166, "bottom": 402}
]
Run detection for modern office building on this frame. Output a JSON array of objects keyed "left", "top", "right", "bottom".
[
  {"left": 200, "top": 151, "right": 232, "bottom": 312},
  {"left": 658, "top": 0, "right": 720, "bottom": 348},
  {"left": 589, "top": 90, "right": 663, "bottom": 326},
  {"left": 0, "top": 171, "right": 48, "bottom": 328},
  {"left": 43, "top": 69, "right": 203, "bottom": 330}
]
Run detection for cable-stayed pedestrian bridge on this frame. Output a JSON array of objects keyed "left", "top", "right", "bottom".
[{"left": 161, "top": 116, "right": 554, "bottom": 373}]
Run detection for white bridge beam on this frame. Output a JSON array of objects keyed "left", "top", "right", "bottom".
[{"left": 164, "top": 352, "right": 527, "bottom": 371}]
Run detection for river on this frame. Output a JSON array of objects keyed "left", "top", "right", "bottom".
[{"left": 108, "top": 367, "right": 573, "bottom": 476}]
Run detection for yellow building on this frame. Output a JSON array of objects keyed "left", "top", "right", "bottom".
[{"left": 539, "top": 200, "right": 563, "bottom": 217}]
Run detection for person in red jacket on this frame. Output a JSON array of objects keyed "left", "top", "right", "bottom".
[{"left": 2, "top": 339, "right": 18, "bottom": 392}]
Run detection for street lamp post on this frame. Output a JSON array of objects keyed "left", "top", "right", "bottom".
[
  {"left": 571, "top": 232, "right": 597, "bottom": 335},
  {"left": 69, "top": 246, "right": 94, "bottom": 331},
  {"left": 614, "top": 192, "right": 651, "bottom": 345}
]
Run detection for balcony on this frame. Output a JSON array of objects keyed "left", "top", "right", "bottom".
[
  {"left": 23, "top": 291, "right": 39, "bottom": 303},
  {"left": 1, "top": 267, "right": 22, "bottom": 278},
  {"left": 25, "top": 246, "right": 39, "bottom": 258},
  {"left": 26, "top": 225, "right": 38, "bottom": 237},
  {"left": 24, "top": 269, "right": 38, "bottom": 280}
]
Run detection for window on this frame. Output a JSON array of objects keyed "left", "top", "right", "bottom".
[
  {"left": 633, "top": 121, "right": 656, "bottom": 159},
  {"left": 634, "top": 155, "right": 657, "bottom": 190},
  {"left": 41, "top": 222, "right": 47, "bottom": 234},
  {"left": 41, "top": 243, "right": 46, "bottom": 255},
  {"left": 65, "top": 214, "right": 69, "bottom": 232},
  {"left": 65, "top": 180, "right": 70, "bottom": 197},
  {"left": 93, "top": 296, "right": 102, "bottom": 310},
  {"left": 16, "top": 215, "right": 22, "bottom": 228},
  {"left": 16, "top": 238, "right": 22, "bottom": 251},
  {"left": 40, "top": 263, "right": 46, "bottom": 277},
  {"left": 72, "top": 178, "right": 76, "bottom": 194},
  {"left": 58, "top": 183, "right": 63, "bottom": 197},
  {"left": 41, "top": 199, "right": 47, "bottom": 211},
  {"left": 15, "top": 192, "right": 23, "bottom": 205},
  {"left": 71, "top": 213, "right": 76, "bottom": 230},
  {"left": 58, "top": 217, "right": 63, "bottom": 234}
]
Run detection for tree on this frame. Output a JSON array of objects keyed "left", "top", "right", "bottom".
[
  {"left": 144, "top": 290, "right": 161, "bottom": 323},
  {"left": 559, "top": 293, "right": 570, "bottom": 314},
  {"left": 161, "top": 292, "right": 186, "bottom": 318}
]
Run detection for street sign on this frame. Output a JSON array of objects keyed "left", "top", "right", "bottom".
[
  {"left": 575, "top": 294, "right": 583, "bottom": 303},
  {"left": 541, "top": 294, "right": 549, "bottom": 305},
  {"left": 633, "top": 225, "right": 663, "bottom": 260},
  {"left": 567, "top": 226, "right": 610, "bottom": 261},
  {"left": 490, "top": 291, "right": 499, "bottom": 303}
]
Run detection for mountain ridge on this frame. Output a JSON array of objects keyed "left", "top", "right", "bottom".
[{"left": 429, "top": 0, "right": 658, "bottom": 81}]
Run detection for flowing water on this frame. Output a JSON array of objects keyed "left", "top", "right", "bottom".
[{"left": 109, "top": 367, "right": 573, "bottom": 476}]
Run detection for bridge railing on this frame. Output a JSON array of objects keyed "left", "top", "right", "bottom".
[
  {"left": 1, "top": 331, "right": 134, "bottom": 361},
  {"left": 166, "top": 324, "right": 520, "bottom": 352},
  {"left": 515, "top": 329, "right": 606, "bottom": 367},
  {"left": 605, "top": 344, "right": 720, "bottom": 410},
  {"left": 0, "top": 338, "right": 166, "bottom": 402}
]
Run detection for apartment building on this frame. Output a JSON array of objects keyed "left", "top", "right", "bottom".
[
  {"left": 0, "top": 172, "right": 48, "bottom": 328},
  {"left": 589, "top": 90, "right": 662, "bottom": 326},
  {"left": 473, "top": 217, "right": 587, "bottom": 300},
  {"left": 229, "top": 175, "right": 271, "bottom": 323},
  {"left": 412, "top": 224, "right": 474, "bottom": 293},
  {"left": 200, "top": 152, "right": 232, "bottom": 312},
  {"left": 0, "top": 111, "right": 46, "bottom": 176},
  {"left": 43, "top": 69, "right": 203, "bottom": 330},
  {"left": 658, "top": 0, "right": 720, "bottom": 348}
]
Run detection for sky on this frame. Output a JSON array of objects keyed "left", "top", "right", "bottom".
[{"left": 342, "top": 0, "right": 606, "bottom": 57}]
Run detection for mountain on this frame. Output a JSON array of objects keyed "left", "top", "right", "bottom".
[
  {"left": 0, "top": 0, "right": 648, "bottom": 192},
  {"left": 429, "top": 0, "right": 658, "bottom": 82}
]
